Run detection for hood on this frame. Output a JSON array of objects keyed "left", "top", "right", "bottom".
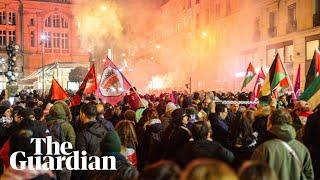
[
  {"left": 269, "top": 124, "right": 296, "bottom": 141},
  {"left": 49, "top": 103, "right": 66, "bottom": 120}
]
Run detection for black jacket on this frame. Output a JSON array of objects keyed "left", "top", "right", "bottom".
[
  {"left": 303, "top": 111, "right": 320, "bottom": 180},
  {"left": 209, "top": 114, "right": 230, "bottom": 147},
  {"left": 177, "top": 139, "right": 235, "bottom": 168},
  {"left": 76, "top": 120, "right": 107, "bottom": 157},
  {"left": 138, "top": 123, "right": 164, "bottom": 170}
]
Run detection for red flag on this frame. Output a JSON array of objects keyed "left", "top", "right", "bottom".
[
  {"left": 51, "top": 78, "right": 68, "bottom": 101},
  {"left": 250, "top": 67, "right": 265, "bottom": 107},
  {"left": 95, "top": 57, "right": 132, "bottom": 105},
  {"left": 70, "top": 65, "right": 98, "bottom": 106},
  {"left": 294, "top": 64, "right": 301, "bottom": 98}
]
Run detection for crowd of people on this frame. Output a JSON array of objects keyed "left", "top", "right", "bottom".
[{"left": 0, "top": 88, "right": 319, "bottom": 180}]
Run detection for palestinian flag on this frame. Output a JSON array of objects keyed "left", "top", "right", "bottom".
[
  {"left": 294, "top": 64, "right": 301, "bottom": 98},
  {"left": 260, "top": 53, "right": 289, "bottom": 96},
  {"left": 241, "top": 62, "right": 256, "bottom": 91},
  {"left": 304, "top": 48, "right": 320, "bottom": 90},
  {"left": 249, "top": 67, "right": 265, "bottom": 108},
  {"left": 300, "top": 76, "right": 320, "bottom": 110}
]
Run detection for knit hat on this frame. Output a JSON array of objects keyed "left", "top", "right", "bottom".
[
  {"left": 49, "top": 103, "right": 67, "bottom": 120},
  {"left": 166, "top": 102, "right": 177, "bottom": 113},
  {"left": 100, "top": 130, "right": 121, "bottom": 153},
  {"left": 172, "top": 108, "right": 187, "bottom": 123}
]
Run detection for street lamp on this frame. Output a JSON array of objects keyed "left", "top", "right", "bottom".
[
  {"left": 40, "top": 34, "right": 47, "bottom": 92},
  {"left": 201, "top": 31, "right": 208, "bottom": 38}
]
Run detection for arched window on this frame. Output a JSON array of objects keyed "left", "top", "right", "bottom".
[{"left": 43, "top": 13, "right": 70, "bottom": 53}]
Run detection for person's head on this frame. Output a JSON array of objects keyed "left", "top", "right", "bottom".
[
  {"left": 115, "top": 120, "right": 138, "bottom": 149},
  {"left": 100, "top": 130, "right": 121, "bottom": 154},
  {"left": 193, "top": 92, "right": 200, "bottom": 100},
  {"left": 0, "top": 105, "right": 11, "bottom": 118},
  {"left": 33, "top": 107, "right": 44, "bottom": 121},
  {"left": 49, "top": 103, "right": 67, "bottom": 120},
  {"left": 267, "top": 109, "right": 292, "bottom": 129},
  {"left": 53, "top": 100, "right": 72, "bottom": 121},
  {"left": 139, "top": 160, "right": 181, "bottom": 180},
  {"left": 165, "top": 102, "right": 177, "bottom": 113},
  {"left": 190, "top": 121, "right": 209, "bottom": 140},
  {"left": 124, "top": 109, "right": 136, "bottom": 122},
  {"left": 147, "top": 109, "right": 159, "bottom": 120},
  {"left": 96, "top": 103, "right": 104, "bottom": 116},
  {"left": 239, "top": 161, "right": 277, "bottom": 180},
  {"left": 230, "top": 103, "right": 240, "bottom": 113},
  {"left": 215, "top": 104, "right": 228, "bottom": 120},
  {"left": 80, "top": 102, "right": 97, "bottom": 124},
  {"left": 181, "top": 159, "right": 237, "bottom": 180},
  {"left": 244, "top": 110, "right": 255, "bottom": 126},
  {"left": 171, "top": 108, "right": 188, "bottom": 126}
]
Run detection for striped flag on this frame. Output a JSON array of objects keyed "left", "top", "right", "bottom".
[{"left": 241, "top": 62, "right": 256, "bottom": 91}]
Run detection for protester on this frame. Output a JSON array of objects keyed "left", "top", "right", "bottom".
[
  {"left": 252, "top": 109, "right": 314, "bottom": 180},
  {"left": 181, "top": 159, "right": 237, "bottom": 180},
  {"left": 239, "top": 161, "right": 278, "bottom": 180},
  {"left": 177, "top": 121, "right": 234, "bottom": 167},
  {"left": 139, "top": 160, "right": 181, "bottom": 180},
  {"left": 209, "top": 104, "right": 230, "bottom": 147}
]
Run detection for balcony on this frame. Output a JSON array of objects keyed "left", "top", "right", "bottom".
[
  {"left": 268, "top": 26, "right": 277, "bottom": 38},
  {"left": 286, "top": 21, "right": 297, "bottom": 34},
  {"left": 313, "top": 13, "right": 320, "bottom": 27}
]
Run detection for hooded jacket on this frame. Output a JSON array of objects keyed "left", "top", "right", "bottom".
[
  {"left": 48, "top": 103, "right": 76, "bottom": 147},
  {"left": 252, "top": 124, "right": 314, "bottom": 180}
]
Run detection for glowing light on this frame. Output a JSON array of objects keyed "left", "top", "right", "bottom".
[
  {"left": 151, "top": 57, "right": 154, "bottom": 60},
  {"left": 100, "top": 6, "right": 107, "bottom": 11},
  {"left": 102, "top": 59, "right": 106, "bottom": 62},
  {"left": 201, "top": 31, "right": 208, "bottom": 38},
  {"left": 97, "top": 74, "right": 101, "bottom": 79},
  {"left": 156, "top": 45, "right": 160, "bottom": 49},
  {"left": 121, "top": 53, "right": 126, "bottom": 57},
  {"left": 40, "top": 34, "right": 47, "bottom": 40}
]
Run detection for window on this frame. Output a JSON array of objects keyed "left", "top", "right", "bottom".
[
  {"left": 188, "top": 0, "right": 191, "bottom": 8},
  {"left": 8, "top": 12, "right": 16, "bottom": 25},
  {"left": 306, "top": 39, "right": 320, "bottom": 74},
  {"left": 254, "top": 17, "right": 260, "bottom": 40},
  {"left": 61, "top": 17, "right": 68, "bottom": 28},
  {"left": 8, "top": 31, "right": 15, "bottom": 43},
  {"left": 0, "top": 11, "right": 5, "bottom": 25},
  {"left": 30, "top": 18, "right": 35, "bottom": 26},
  {"left": 44, "top": 32, "right": 52, "bottom": 48},
  {"left": 30, "top": 31, "right": 35, "bottom": 47},
  {"left": 269, "top": 12, "right": 277, "bottom": 37},
  {"left": 53, "top": 15, "right": 60, "bottom": 28},
  {"left": 45, "top": 16, "right": 51, "bottom": 27},
  {"left": 196, "top": 0, "right": 200, "bottom": 4},
  {"left": 267, "top": 43, "right": 293, "bottom": 65},
  {"left": 216, "top": 4, "right": 220, "bottom": 18},
  {"left": 287, "top": 3, "right": 296, "bottom": 33},
  {"left": 0, "top": 30, "right": 6, "bottom": 46},
  {"left": 61, "top": 33, "right": 69, "bottom": 50},
  {"left": 53, "top": 33, "right": 60, "bottom": 48},
  {"left": 196, "top": 13, "right": 200, "bottom": 30}
]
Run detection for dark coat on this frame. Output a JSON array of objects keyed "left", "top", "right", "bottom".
[
  {"left": 96, "top": 115, "right": 114, "bottom": 132},
  {"left": 177, "top": 139, "right": 235, "bottom": 168},
  {"left": 137, "top": 123, "right": 164, "bottom": 170},
  {"left": 303, "top": 111, "right": 320, "bottom": 180},
  {"left": 209, "top": 114, "right": 230, "bottom": 147},
  {"left": 163, "top": 125, "right": 191, "bottom": 160}
]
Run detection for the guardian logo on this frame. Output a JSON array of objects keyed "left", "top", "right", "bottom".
[{"left": 10, "top": 136, "right": 116, "bottom": 171}]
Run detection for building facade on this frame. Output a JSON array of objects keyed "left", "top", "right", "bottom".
[
  {"left": 147, "top": 0, "right": 320, "bottom": 91},
  {"left": 0, "top": 0, "right": 88, "bottom": 90}
]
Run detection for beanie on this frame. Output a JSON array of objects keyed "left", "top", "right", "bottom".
[{"left": 100, "top": 130, "right": 121, "bottom": 153}]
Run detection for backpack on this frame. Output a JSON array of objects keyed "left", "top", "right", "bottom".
[{"left": 48, "top": 121, "right": 67, "bottom": 143}]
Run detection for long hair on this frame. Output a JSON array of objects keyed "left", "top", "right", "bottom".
[{"left": 115, "top": 120, "right": 138, "bottom": 149}]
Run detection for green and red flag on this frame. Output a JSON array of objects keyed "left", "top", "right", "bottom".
[
  {"left": 300, "top": 76, "right": 320, "bottom": 110},
  {"left": 304, "top": 48, "right": 320, "bottom": 90},
  {"left": 260, "top": 53, "right": 290, "bottom": 96},
  {"left": 241, "top": 62, "right": 256, "bottom": 91}
]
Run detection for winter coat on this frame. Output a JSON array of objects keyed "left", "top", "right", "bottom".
[
  {"left": 209, "top": 114, "right": 230, "bottom": 147},
  {"left": 253, "top": 106, "right": 270, "bottom": 144},
  {"left": 177, "top": 139, "right": 235, "bottom": 168},
  {"left": 163, "top": 125, "right": 191, "bottom": 160},
  {"left": 138, "top": 122, "right": 164, "bottom": 169},
  {"left": 47, "top": 119, "right": 76, "bottom": 147},
  {"left": 97, "top": 114, "right": 114, "bottom": 132},
  {"left": 252, "top": 124, "right": 314, "bottom": 180},
  {"left": 160, "top": 112, "right": 172, "bottom": 130},
  {"left": 303, "top": 111, "right": 320, "bottom": 180},
  {"left": 76, "top": 120, "right": 107, "bottom": 157}
]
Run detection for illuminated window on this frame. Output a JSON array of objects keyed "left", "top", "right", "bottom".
[
  {"left": 0, "top": 11, "right": 5, "bottom": 25},
  {"left": 0, "top": 30, "right": 6, "bottom": 46},
  {"left": 8, "top": 31, "right": 15, "bottom": 43},
  {"left": 8, "top": 12, "right": 16, "bottom": 25}
]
